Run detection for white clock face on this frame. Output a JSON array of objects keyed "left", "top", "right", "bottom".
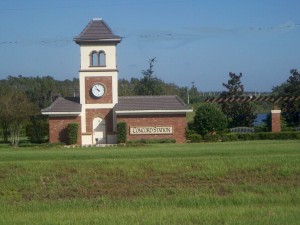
[{"left": 91, "top": 84, "right": 105, "bottom": 98}]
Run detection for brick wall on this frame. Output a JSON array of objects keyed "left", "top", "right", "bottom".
[
  {"left": 85, "top": 108, "right": 114, "bottom": 134},
  {"left": 117, "top": 114, "right": 187, "bottom": 143},
  {"left": 85, "top": 76, "right": 112, "bottom": 104},
  {"left": 49, "top": 116, "right": 81, "bottom": 145}
]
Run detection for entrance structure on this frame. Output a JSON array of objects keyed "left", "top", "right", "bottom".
[{"left": 42, "top": 18, "right": 192, "bottom": 145}]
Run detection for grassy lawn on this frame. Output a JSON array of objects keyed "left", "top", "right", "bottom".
[{"left": 0, "top": 140, "right": 299, "bottom": 224}]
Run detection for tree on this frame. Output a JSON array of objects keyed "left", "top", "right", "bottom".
[
  {"left": 222, "top": 72, "right": 244, "bottom": 97},
  {"left": 221, "top": 72, "right": 256, "bottom": 127},
  {"left": 118, "top": 78, "right": 137, "bottom": 96},
  {"left": 134, "top": 58, "right": 164, "bottom": 95},
  {"left": 273, "top": 69, "right": 300, "bottom": 126},
  {"left": 194, "top": 104, "right": 227, "bottom": 136},
  {"left": 25, "top": 115, "right": 49, "bottom": 143},
  {"left": 0, "top": 88, "right": 37, "bottom": 146},
  {"left": 188, "top": 82, "right": 203, "bottom": 104},
  {"left": 0, "top": 75, "right": 80, "bottom": 110}
]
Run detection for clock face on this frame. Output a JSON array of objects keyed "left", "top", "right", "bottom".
[{"left": 91, "top": 83, "right": 105, "bottom": 98}]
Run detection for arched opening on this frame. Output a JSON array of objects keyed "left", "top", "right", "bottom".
[
  {"left": 93, "top": 117, "right": 106, "bottom": 144},
  {"left": 99, "top": 51, "right": 106, "bottom": 66},
  {"left": 90, "top": 51, "right": 98, "bottom": 66}
]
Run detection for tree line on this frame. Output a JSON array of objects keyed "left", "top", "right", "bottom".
[{"left": 0, "top": 58, "right": 299, "bottom": 145}]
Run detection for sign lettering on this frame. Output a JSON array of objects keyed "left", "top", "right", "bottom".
[{"left": 130, "top": 126, "right": 173, "bottom": 135}]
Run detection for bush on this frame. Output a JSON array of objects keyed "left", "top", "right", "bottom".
[
  {"left": 67, "top": 123, "right": 79, "bottom": 145},
  {"left": 117, "top": 122, "right": 127, "bottom": 144},
  {"left": 203, "top": 134, "right": 221, "bottom": 142},
  {"left": 127, "top": 138, "right": 176, "bottom": 145},
  {"left": 220, "top": 131, "right": 300, "bottom": 141},
  {"left": 189, "top": 133, "right": 203, "bottom": 143},
  {"left": 256, "top": 132, "right": 300, "bottom": 140},
  {"left": 25, "top": 115, "right": 49, "bottom": 143},
  {"left": 186, "top": 128, "right": 196, "bottom": 139},
  {"left": 221, "top": 133, "right": 239, "bottom": 142},
  {"left": 194, "top": 104, "right": 227, "bottom": 136}
]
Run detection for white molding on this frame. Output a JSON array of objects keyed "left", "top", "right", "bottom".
[
  {"left": 84, "top": 103, "right": 116, "bottom": 109},
  {"left": 41, "top": 112, "right": 81, "bottom": 116},
  {"left": 112, "top": 73, "right": 118, "bottom": 104},
  {"left": 115, "top": 109, "right": 193, "bottom": 115},
  {"left": 81, "top": 72, "right": 118, "bottom": 76},
  {"left": 271, "top": 110, "right": 281, "bottom": 114},
  {"left": 81, "top": 107, "right": 87, "bottom": 133}
]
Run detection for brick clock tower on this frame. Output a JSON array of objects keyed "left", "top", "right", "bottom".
[{"left": 74, "top": 18, "right": 122, "bottom": 145}]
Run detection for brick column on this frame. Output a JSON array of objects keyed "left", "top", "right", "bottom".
[{"left": 271, "top": 110, "right": 281, "bottom": 132}]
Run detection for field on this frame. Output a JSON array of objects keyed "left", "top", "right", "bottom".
[{"left": 0, "top": 140, "right": 299, "bottom": 225}]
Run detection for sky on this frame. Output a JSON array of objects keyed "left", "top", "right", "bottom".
[{"left": 0, "top": 0, "right": 299, "bottom": 92}]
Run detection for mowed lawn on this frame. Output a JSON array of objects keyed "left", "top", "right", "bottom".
[{"left": 0, "top": 141, "right": 299, "bottom": 225}]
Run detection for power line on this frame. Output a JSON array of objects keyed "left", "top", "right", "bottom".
[{"left": 0, "top": 23, "right": 299, "bottom": 46}]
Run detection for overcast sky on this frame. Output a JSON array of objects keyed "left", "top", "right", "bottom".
[{"left": 0, "top": 0, "right": 299, "bottom": 92}]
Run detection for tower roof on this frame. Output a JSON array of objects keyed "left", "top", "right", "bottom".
[{"left": 74, "top": 18, "right": 122, "bottom": 44}]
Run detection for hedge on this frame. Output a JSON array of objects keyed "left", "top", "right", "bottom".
[
  {"left": 127, "top": 138, "right": 176, "bottom": 145},
  {"left": 189, "top": 133, "right": 203, "bottom": 143},
  {"left": 67, "top": 123, "right": 79, "bottom": 145},
  {"left": 117, "top": 122, "right": 127, "bottom": 144},
  {"left": 221, "top": 131, "right": 300, "bottom": 142}
]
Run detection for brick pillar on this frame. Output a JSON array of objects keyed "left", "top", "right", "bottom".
[{"left": 271, "top": 110, "right": 281, "bottom": 132}]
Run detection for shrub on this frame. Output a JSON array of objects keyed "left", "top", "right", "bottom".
[
  {"left": 203, "top": 134, "right": 221, "bottom": 142},
  {"left": 25, "top": 115, "right": 49, "bottom": 143},
  {"left": 67, "top": 123, "right": 79, "bottom": 145},
  {"left": 194, "top": 104, "right": 227, "bottom": 136},
  {"left": 117, "top": 122, "right": 127, "bottom": 144},
  {"left": 189, "top": 133, "right": 203, "bottom": 143},
  {"left": 221, "top": 133, "right": 239, "bottom": 142},
  {"left": 220, "top": 131, "right": 300, "bottom": 141},
  {"left": 186, "top": 128, "right": 197, "bottom": 139},
  {"left": 258, "top": 132, "right": 300, "bottom": 140},
  {"left": 126, "top": 138, "right": 176, "bottom": 145}
]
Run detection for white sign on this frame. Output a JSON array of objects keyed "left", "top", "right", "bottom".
[{"left": 130, "top": 126, "right": 173, "bottom": 135}]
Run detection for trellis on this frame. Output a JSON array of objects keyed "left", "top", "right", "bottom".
[{"left": 205, "top": 96, "right": 300, "bottom": 108}]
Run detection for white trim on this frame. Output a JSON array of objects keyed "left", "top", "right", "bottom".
[
  {"left": 271, "top": 110, "right": 281, "bottom": 114},
  {"left": 115, "top": 109, "right": 193, "bottom": 115},
  {"left": 112, "top": 73, "right": 118, "bottom": 104},
  {"left": 41, "top": 112, "right": 81, "bottom": 116},
  {"left": 81, "top": 107, "right": 87, "bottom": 133},
  {"left": 81, "top": 72, "right": 118, "bottom": 77},
  {"left": 85, "top": 103, "right": 116, "bottom": 109},
  {"left": 79, "top": 73, "right": 85, "bottom": 105}
]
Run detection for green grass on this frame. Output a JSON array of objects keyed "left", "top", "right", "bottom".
[{"left": 0, "top": 140, "right": 299, "bottom": 224}]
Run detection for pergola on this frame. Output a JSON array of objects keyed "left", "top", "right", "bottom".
[{"left": 204, "top": 95, "right": 300, "bottom": 132}]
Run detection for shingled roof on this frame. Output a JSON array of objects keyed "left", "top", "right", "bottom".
[
  {"left": 74, "top": 18, "right": 122, "bottom": 44},
  {"left": 41, "top": 97, "right": 81, "bottom": 115},
  {"left": 115, "top": 96, "right": 192, "bottom": 114},
  {"left": 41, "top": 96, "right": 192, "bottom": 116}
]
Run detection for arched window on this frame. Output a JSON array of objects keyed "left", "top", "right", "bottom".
[
  {"left": 90, "top": 51, "right": 98, "bottom": 66},
  {"left": 99, "top": 51, "right": 106, "bottom": 67},
  {"left": 89, "top": 50, "right": 106, "bottom": 67}
]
